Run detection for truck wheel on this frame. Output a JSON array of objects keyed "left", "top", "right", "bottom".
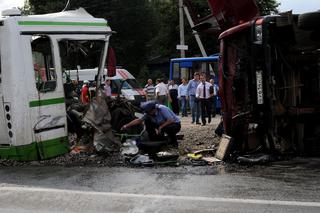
[{"left": 298, "top": 11, "right": 320, "bottom": 30}]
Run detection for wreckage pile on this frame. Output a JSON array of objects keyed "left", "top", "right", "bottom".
[
  {"left": 0, "top": 94, "right": 225, "bottom": 167},
  {"left": 63, "top": 94, "right": 227, "bottom": 167},
  {"left": 1, "top": 89, "right": 276, "bottom": 167}
]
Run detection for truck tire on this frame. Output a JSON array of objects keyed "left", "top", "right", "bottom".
[{"left": 298, "top": 11, "right": 320, "bottom": 30}]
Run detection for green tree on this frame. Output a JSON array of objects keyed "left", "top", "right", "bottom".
[
  {"left": 28, "top": 0, "right": 66, "bottom": 14},
  {"left": 27, "top": 0, "right": 157, "bottom": 76},
  {"left": 256, "top": 0, "right": 280, "bottom": 15}
]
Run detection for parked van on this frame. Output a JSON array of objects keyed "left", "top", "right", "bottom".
[
  {"left": 0, "top": 8, "right": 115, "bottom": 160},
  {"left": 67, "top": 68, "right": 146, "bottom": 105}
]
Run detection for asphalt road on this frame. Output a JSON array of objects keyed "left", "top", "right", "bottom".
[{"left": 1, "top": 158, "right": 320, "bottom": 212}]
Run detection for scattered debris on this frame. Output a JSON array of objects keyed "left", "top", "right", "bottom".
[
  {"left": 70, "top": 145, "right": 94, "bottom": 155},
  {"left": 237, "top": 154, "right": 275, "bottom": 165},
  {"left": 202, "top": 157, "right": 221, "bottom": 164},
  {"left": 129, "top": 154, "right": 154, "bottom": 166},
  {"left": 194, "top": 148, "right": 216, "bottom": 155},
  {"left": 187, "top": 153, "right": 203, "bottom": 160},
  {"left": 121, "top": 140, "right": 139, "bottom": 156},
  {"left": 156, "top": 151, "right": 179, "bottom": 161}
]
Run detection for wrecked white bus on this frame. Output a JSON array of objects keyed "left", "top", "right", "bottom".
[
  {"left": 0, "top": 8, "right": 115, "bottom": 160},
  {"left": 204, "top": 0, "right": 320, "bottom": 155}
]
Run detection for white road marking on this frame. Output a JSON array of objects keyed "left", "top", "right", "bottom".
[{"left": 1, "top": 186, "right": 320, "bottom": 207}]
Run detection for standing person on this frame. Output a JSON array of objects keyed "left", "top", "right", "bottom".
[
  {"left": 104, "top": 79, "right": 112, "bottom": 97},
  {"left": 187, "top": 72, "right": 201, "bottom": 124},
  {"left": 71, "top": 80, "right": 81, "bottom": 97},
  {"left": 144, "top": 79, "right": 156, "bottom": 101},
  {"left": 155, "top": 78, "right": 169, "bottom": 105},
  {"left": 168, "top": 80, "right": 179, "bottom": 115},
  {"left": 209, "top": 78, "right": 218, "bottom": 117},
  {"left": 121, "top": 101, "right": 181, "bottom": 147},
  {"left": 81, "top": 80, "right": 90, "bottom": 104},
  {"left": 196, "top": 73, "right": 213, "bottom": 126},
  {"left": 178, "top": 78, "right": 188, "bottom": 117}
]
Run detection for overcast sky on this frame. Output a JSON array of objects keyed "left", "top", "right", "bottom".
[
  {"left": 0, "top": 0, "right": 24, "bottom": 11},
  {"left": 0, "top": 0, "right": 319, "bottom": 13},
  {"left": 278, "top": 0, "right": 320, "bottom": 13}
]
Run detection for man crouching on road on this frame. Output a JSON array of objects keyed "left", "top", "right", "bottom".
[{"left": 121, "top": 101, "right": 181, "bottom": 147}]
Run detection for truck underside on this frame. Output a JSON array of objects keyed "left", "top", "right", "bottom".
[{"left": 221, "top": 13, "right": 320, "bottom": 155}]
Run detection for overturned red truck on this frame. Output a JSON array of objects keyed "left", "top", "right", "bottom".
[{"left": 202, "top": 0, "right": 320, "bottom": 155}]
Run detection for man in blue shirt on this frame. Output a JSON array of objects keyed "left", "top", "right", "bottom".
[
  {"left": 121, "top": 101, "right": 181, "bottom": 146},
  {"left": 187, "top": 72, "right": 201, "bottom": 124}
]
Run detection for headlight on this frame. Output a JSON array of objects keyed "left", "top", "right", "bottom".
[
  {"left": 255, "top": 25, "right": 263, "bottom": 43},
  {"left": 126, "top": 94, "right": 135, "bottom": 100}
]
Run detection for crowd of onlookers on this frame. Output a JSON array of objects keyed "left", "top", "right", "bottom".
[{"left": 144, "top": 72, "right": 221, "bottom": 126}]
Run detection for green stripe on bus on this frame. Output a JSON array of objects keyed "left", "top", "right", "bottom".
[
  {"left": 0, "top": 136, "right": 69, "bottom": 161},
  {"left": 18, "top": 21, "right": 108, "bottom": 27},
  {"left": 29, "top": 97, "right": 65, "bottom": 107},
  {"left": 37, "top": 136, "right": 69, "bottom": 159}
]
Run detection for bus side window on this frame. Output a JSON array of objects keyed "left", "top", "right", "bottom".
[{"left": 31, "top": 35, "right": 57, "bottom": 92}]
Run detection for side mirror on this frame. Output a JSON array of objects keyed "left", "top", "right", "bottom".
[{"left": 107, "top": 47, "right": 116, "bottom": 77}]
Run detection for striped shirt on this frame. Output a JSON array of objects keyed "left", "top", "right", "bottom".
[{"left": 144, "top": 84, "right": 155, "bottom": 99}]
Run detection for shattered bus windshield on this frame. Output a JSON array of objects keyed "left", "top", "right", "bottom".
[{"left": 59, "top": 40, "right": 105, "bottom": 80}]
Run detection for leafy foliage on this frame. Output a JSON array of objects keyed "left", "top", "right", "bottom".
[{"left": 256, "top": 0, "right": 280, "bottom": 15}]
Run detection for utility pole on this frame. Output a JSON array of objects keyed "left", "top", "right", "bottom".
[
  {"left": 183, "top": 5, "right": 207, "bottom": 57},
  {"left": 179, "top": 0, "right": 185, "bottom": 58}
]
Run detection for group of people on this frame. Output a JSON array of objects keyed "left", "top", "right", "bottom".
[
  {"left": 77, "top": 74, "right": 220, "bottom": 148},
  {"left": 80, "top": 79, "right": 112, "bottom": 104},
  {"left": 144, "top": 72, "right": 220, "bottom": 126},
  {"left": 120, "top": 72, "right": 220, "bottom": 148}
]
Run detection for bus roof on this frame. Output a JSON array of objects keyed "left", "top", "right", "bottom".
[
  {"left": 170, "top": 55, "right": 219, "bottom": 63},
  {"left": 1, "top": 8, "right": 111, "bottom": 34}
]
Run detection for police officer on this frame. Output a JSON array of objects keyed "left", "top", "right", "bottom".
[{"left": 121, "top": 101, "right": 181, "bottom": 146}]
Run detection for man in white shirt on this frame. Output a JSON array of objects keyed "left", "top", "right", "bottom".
[
  {"left": 168, "top": 80, "right": 179, "bottom": 114},
  {"left": 196, "top": 73, "right": 213, "bottom": 126},
  {"left": 178, "top": 78, "right": 189, "bottom": 117},
  {"left": 155, "top": 78, "right": 169, "bottom": 105}
]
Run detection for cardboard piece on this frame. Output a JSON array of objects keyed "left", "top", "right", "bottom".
[{"left": 215, "top": 134, "right": 233, "bottom": 161}]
